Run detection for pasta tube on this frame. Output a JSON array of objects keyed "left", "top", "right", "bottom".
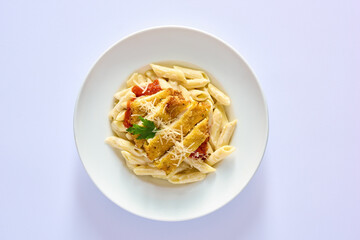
[
  {"left": 189, "top": 89, "right": 210, "bottom": 101},
  {"left": 173, "top": 66, "right": 208, "bottom": 79},
  {"left": 209, "top": 108, "right": 223, "bottom": 148},
  {"left": 216, "top": 120, "right": 237, "bottom": 148},
  {"left": 183, "top": 79, "right": 210, "bottom": 89},
  {"left": 184, "top": 158, "right": 216, "bottom": 173},
  {"left": 168, "top": 171, "right": 206, "bottom": 184},
  {"left": 133, "top": 166, "right": 166, "bottom": 176},
  {"left": 206, "top": 145, "right": 235, "bottom": 166},
  {"left": 150, "top": 64, "right": 186, "bottom": 83},
  {"left": 105, "top": 136, "right": 145, "bottom": 157},
  {"left": 207, "top": 83, "right": 231, "bottom": 106}
]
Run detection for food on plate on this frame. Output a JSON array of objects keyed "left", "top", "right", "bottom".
[{"left": 106, "top": 64, "right": 237, "bottom": 184}]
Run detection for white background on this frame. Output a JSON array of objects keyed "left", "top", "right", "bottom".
[{"left": 1, "top": 0, "right": 359, "bottom": 239}]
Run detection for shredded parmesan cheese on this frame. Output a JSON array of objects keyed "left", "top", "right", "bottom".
[
  {"left": 164, "top": 126, "right": 195, "bottom": 166},
  {"left": 141, "top": 82, "right": 149, "bottom": 94},
  {"left": 169, "top": 141, "right": 195, "bottom": 167},
  {"left": 153, "top": 116, "right": 171, "bottom": 128},
  {"left": 139, "top": 98, "right": 157, "bottom": 113},
  {"left": 159, "top": 126, "right": 181, "bottom": 143}
]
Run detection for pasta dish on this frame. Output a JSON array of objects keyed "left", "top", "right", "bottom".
[{"left": 105, "top": 64, "right": 237, "bottom": 184}]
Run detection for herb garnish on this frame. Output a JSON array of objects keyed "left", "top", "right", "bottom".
[{"left": 126, "top": 116, "right": 159, "bottom": 140}]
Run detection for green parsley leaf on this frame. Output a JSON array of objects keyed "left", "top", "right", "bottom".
[{"left": 126, "top": 116, "right": 159, "bottom": 140}]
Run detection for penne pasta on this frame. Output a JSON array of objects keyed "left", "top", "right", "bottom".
[
  {"left": 168, "top": 171, "right": 206, "bottom": 184},
  {"left": 206, "top": 145, "right": 235, "bottom": 166},
  {"left": 113, "top": 90, "right": 136, "bottom": 113},
  {"left": 178, "top": 85, "right": 192, "bottom": 101},
  {"left": 183, "top": 78, "right": 210, "bottom": 89},
  {"left": 201, "top": 87, "right": 214, "bottom": 104},
  {"left": 216, "top": 120, "right": 237, "bottom": 148},
  {"left": 111, "top": 121, "right": 127, "bottom": 136},
  {"left": 105, "top": 136, "right": 145, "bottom": 157},
  {"left": 168, "top": 80, "right": 180, "bottom": 91},
  {"left": 133, "top": 165, "right": 166, "bottom": 176},
  {"left": 127, "top": 73, "right": 146, "bottom": 87},
  {"left": 173, "top": 66, "right": 208, "bottom": 79},
  {"left": 152, "top": 174, "right": 168, "bottom": 179},
  {"left": 207, "top": 83, "right": 231, "bottom": 106},
  {"left": 209, "top": 108, "right": 223, "bottom": 149},
  {"left": 145, "top": 70, "right": 157, "bottom": 81},
  {"left": 121, "top": 151, "right": 149, "bottom": 165},
  {"left": 184, "top": 157, "right": 216, "bottom": 173},
  {"left": 215, "top": 103, "right": 229, "bottom": 124},
  {"left": 150, "top": 64, "right": 186, "bottom": 83},
  {"left": 205, "top": 99, "right": 214, "bottom": 113},
  {"left": 167, "top": 162, "right": 190, "bottom": 178},
  {"left": 114, "top": 89, "right": 130, "bottom": 100},
  {"left": 158, "top": 78, "right": 172, "bottom": 89},
  {"left": 108, "top": 107, "right": 120, "bottom": 121},
  {"left": 115, "top": 110, "right": 126, "bottom": 121},
  {"left": 189, "top": 89, "right": 210, "bottom": 101},
  {"left": 137, "top": 74, "right": 146, "bottom": 83}
]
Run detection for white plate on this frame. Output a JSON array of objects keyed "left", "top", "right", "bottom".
[{"left": 74, "top": 26, "right": 268, "bottom": 221}]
